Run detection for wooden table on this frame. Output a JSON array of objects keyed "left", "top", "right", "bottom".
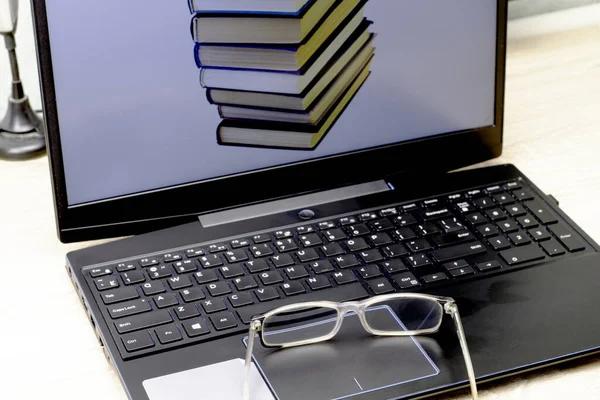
[{"left": 1, "top": 5, "right": 599, "bottom": 400}]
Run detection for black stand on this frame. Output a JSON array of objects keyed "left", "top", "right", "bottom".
[{"left": 0, "top": 32, "right": 46, "bottom": 160}]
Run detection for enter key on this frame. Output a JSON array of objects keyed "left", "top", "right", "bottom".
[{"left": 548, "top": 223, "right": 586, "bottom": 252}]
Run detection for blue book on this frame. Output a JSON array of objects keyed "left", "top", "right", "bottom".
[
  {"left": 188, "top": 0, "right": 313, "bottom": 15},
  {"left": 191, "top": 0, "right": 339, "bottom": 44}
]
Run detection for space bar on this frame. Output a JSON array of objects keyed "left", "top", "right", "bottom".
[{"left": 237, "top": 283, "right": 369, "bottom": 324}]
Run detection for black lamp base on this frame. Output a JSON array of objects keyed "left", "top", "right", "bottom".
[{"left": 0, "top": 95, "right": 46, "bottom": 160}]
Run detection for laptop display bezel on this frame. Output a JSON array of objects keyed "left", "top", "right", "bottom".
[{"left": 31, "top": 0, "right": 507, "bottom": 243}]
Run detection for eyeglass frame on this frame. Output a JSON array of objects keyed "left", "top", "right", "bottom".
[{"left": 244, "top": 293, "right": 478, "bottom": 400}]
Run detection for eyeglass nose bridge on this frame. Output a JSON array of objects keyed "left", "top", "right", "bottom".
[{"left": 334, "top": 301, "right": 374, "bottom": 334}]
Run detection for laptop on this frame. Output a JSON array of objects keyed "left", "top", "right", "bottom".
[{"left": 32, "top": 0, "right": 600, "bottom": 399}]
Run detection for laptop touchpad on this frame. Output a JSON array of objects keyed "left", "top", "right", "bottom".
[{"left": 245, "top": 307, "right": 440, "bottom": 400}]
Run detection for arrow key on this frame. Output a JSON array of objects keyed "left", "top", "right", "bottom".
[{"left": 449, "top": 266, "right": 475, "bottom": 278}]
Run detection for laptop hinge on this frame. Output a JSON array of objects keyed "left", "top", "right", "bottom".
[{"left": 199, "top": 180, "right": 391, "bottom": 228}]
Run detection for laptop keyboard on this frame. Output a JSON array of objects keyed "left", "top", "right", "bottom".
[{"left": 82, "top": 180, "right": 588, "bottom": 360}]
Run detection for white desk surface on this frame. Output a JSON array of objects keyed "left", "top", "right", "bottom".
[{"left": 1, "top": 5, "right": 599, "bottom": 400}]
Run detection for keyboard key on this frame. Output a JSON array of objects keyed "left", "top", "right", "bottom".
[
  {"left": 431, "top": 242, "right": 487, "bottom": 263},
  {"left": 509, "top": 232, "right": 532, "bottom": 246},
  {"left": 206, "top": 282, "right": 232, "bottom": 297},
  {"left": 348, "top": 224, "right": 371, "bottom": 237},
  {"left": 182, "top": 318, "right": 211, "bottom": 337},
  {"left": 506, "top": 204, "right": 527, "bottom": 217},
  {"left": 477, "top": 223, "right": 499, "bottom": 238},
  {"left": 116, "top": 262, "right": 136, "bottom": 273},
  {"left": 252, "top": 234, "right": 271, "bottom": 244},
  {"left": 541, "top": 239, "right": 567, "bottom": 256},
  {"left": 274, "top": 230, "right": 293, "bottom": 240},
  {"left": 250, "top": 244, "right": 273, "bottom": 258},
  {"left": 317, "top": 221, "right": 336, "bottom": 230},
  {"left": 488, "top": 236, "right": 511, "bottom": 250},
  {"left": 321, "top": 243, "right": 344, "bottom": 257},
  {"left": 122, "top": 331, "right": 154, "bottom": 352},
  {"left": 359, "top": 212, "right": 378, "bottom": 221},
  {"left": 473, "top": 196, "right": 494, "bottom": 209},
  {"left": 194, "top": 270, "right": 218, "bottom": 285},
  {"left": 406, "top": 238, "right": 433, "bottom": 253},
  {"left": 228, "top": 293, "right": 254, "bottom": 308},
  {"left": 306, "top": 276, "right": 332, "bottom": 291},
  {"left": 255, "top": 287, "right": 280, "bottom": 302},
  {"left": 220, "top": 264, "right": 245, "bottom": 279},
  {"left": 115, "top": 310, "right": 172, "bottom": 334},
  {"left": 155, "top": 324, "right": 183, "bottom": 344},
  {"left": 101, "top": 287, "right": 139, "bottom": 305},
  {"left": 224, "top": 249, "right": 249, "bottom": 263},
  {"left": 141, "top": 281, "right": 165, "bottom": 296},
  {"left": 296, "top": 248, "right": 320, "bottom": 262},
  {"left": 368, "top": 278, "right": 395, "bottom": 294},
  {"left": 345, "top": 238, "right": 369, "bottom": 252},
  {"left": 381, "top": 259, "right": 409, "bottom": 274},
  {"left": 422, "top": 208, "right": 451, "bottom": 221},
  {"left": 180, "top": 287, "right": 205, "bottom": 303},
  {"left": 284, "top": 265, "right": 309, "bottom": 280},
  {"left": 393, "top": 272, "right": 420, "bottom": 289},
  {"left": 281, "top": 281, "right": 306, "bottom": 296},
  {"left": 357, "top": 265, "right": 382, "bottom": 279},
  {"left": 333, "top": 271, "right": 357, "bottom": 285},
  {"left": 431, "top": 231, "right": 474, "bottom": 248},
  {"left": 271, "top": 254, "right": 294, "bottom": 268},
  {"left": 440, "top": 218, "right": 464, "bottom": 233},
  {"left": 296, "top": 225, "right": 315, "bottom": 234},
  {"left": 525, "top": 200, "right": 559, "bottom": 225},
  {"left": 163, "top": 253, "right": 182, "bottom": 263},
  {"left": 94, "top": 277, "right": 119, "bottom": 291},
  {"left": 210, "top": 312, "right": 238, "bottom": 331},
  {"left": 275, "top": 238, "right": 298, "bottom": 252},
  {"left": 416, "top": 223, "right": 442, "bottom": 236},
  {"left": 449, "top": 266, "right": 475, "bottom": 278},
  {"left": 485, "top": 185, "right": 503, "bottom": 194},
  {"left": 512, "top": 190, "right": 534, "bottom": 201},
  {"left": 504, "top": 181, "right": 522, "bottom": 191},
  {"left": 382, "top": 243, "right": 409, "bottom": 258},
  {"left": 500, "top": 245, "right": 545, "bottom": 265},
  {"left": 90, "top": 267, "right": 112, "bottom": 278},
  {"left": 517, "top": 214, "right": 539, "bottom": 229},
  {"left": 139, "top": 258, "right": 159, "bottom": 267},
  {"left": 443, "top": 259, "right": 469, "bottom": 271},
  {"left": 154, "top": 293, "right": 179, "bottom": 309},
  {"left": 299, "top": 233, "right": 323, "bottom": 247},
  {"left": 493, "top": 193, "right": 514, "bottom": 205},
  {"left": 379, "top": 207, "right": 398, "bottom": 217},
  {"left": 528, "top": 228, "right": 552, "bottom": 242},
  {"left": 446, "top": 194, "right": 463, "bottom": 203},
  {"left": 456, "top": 201, "right": 476, "bottom": 214},
  {"left": 208, "top": 243, "right": 228, "bottom": 253},
  {"left": 393, "top": 228, "right": 418, "bottom": 241},
  {"left": 358, "top": 249, "right": 384, "bottom": 264},
  {"left": 185, "top": 248, "right": 205, "bottom": 258},
  {"left": 335, "top": 254, "right": 360, "bottom": 269},
  {"left": 339, "top": 216, "right": 358, "bottom": 226},
  {"left": 258, "top": 271, "right": 284, "bottom": 286},
  {"left": 109, "top": 299, "right": 151, "bottom": 319},
  {"left": 245, "top": 260, "right": 269, "bottom": 273},
  {"left": 401, "top": 203, "right": 418, "bottom": 212},
  {"left": 422, "top": 273, "right": 448, "bottom": 283},
  {"left": 167, "top": 275, "right": 192, "bottom": 290},
  {"left": 486, "top": 208, "right": 507, "bottom": 221},
  {"left": 198, "top": 254, "right": 223, "bottom": 268},
  {"left": 233, "top": 276, "right": 258, "bottom": 291},
  {"left": 371, "top": 219, "right": 395, "bottom": 231},
  {"left": 548, "top": 224, "right": 586, "bottom": 252},
  {"left": 200, "top": 298, "right": 227, "bottom": 314},
  {"left": 421, "top": 199, "right": 440, "bottom": 207},
  {"left": 498, "top": 219, "right": 519, "bottom": 234},
  {"left": 467, "top": 189, "right": 483, "bottom": 198},
  {"left": 324, "top": 228, "right": 346, "bottom": 242},
  {"left": 174, "top": 304, "right": 200, "bottom": 320},
  {"left": 369, "top": 233, "right": 394, "bottom": 247},
  {"left": 230, "top": 239, "right": 250, "bottom": 248},
  {"left": 476, "top": 260, "right": 502, "bottom": 272},
  {"left": 148, "top": 265, "right": 172, "bottom": 280},
  {"left": 465, "top": 212, "right": 486, "bottom": 225},
  {"left": 237, "top": 283, "right": 368, "bottom": 324},
  {"left": 407, "top": 254, "right": 432, "bottom": 268},
  {"left": 173, "top": 260, "right": 198, "bottom": 274},
  {"left": 309, "top": 260, "right": 335, "bottom": 274}
]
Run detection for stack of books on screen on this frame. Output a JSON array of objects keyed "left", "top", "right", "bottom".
[{"left": 188, "top": 0, "right": 375, "bottom": 150}]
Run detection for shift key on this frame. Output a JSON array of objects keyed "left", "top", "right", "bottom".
[
  {"left": 115, "top": 310, "right": 172, "bottom": 334},
  {"left": 431, "top": 242, "right": 487, "bottom": 263}
]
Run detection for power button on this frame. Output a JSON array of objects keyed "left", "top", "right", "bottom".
[{"left": 298, "top": 209, "right": 316, "bottom": 220}]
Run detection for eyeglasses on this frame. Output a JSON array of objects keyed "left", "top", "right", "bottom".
[{"left": 244, "top": 293, "right": 478, "bottom": 400}]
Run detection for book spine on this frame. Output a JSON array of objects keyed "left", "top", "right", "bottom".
[
  {"left": 187, "top": 0, "right": 194, "bottom": 14},
  {"left": 206, "top": 89, "right": 214, "bottom": 105},
  {"left": 194, "top": 43, "right": 202, "bottom": 68},
  {"left": 199, "top": 68, "right": 207, "bottom": 89},
  {"left": 217, "top": 106, "right": 225, "bottom": 119}
]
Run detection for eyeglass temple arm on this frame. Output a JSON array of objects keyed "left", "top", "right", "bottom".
[
  {"left": 445, "top": 303, "right": 478, "bottom": 400},
  {"left": 244, "top": 320, "right": 261, "bottom": 400}
]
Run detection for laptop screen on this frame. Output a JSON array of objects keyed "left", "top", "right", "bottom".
[{"left": 45, "top": 0, "right": 497, "bottom": 206}]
